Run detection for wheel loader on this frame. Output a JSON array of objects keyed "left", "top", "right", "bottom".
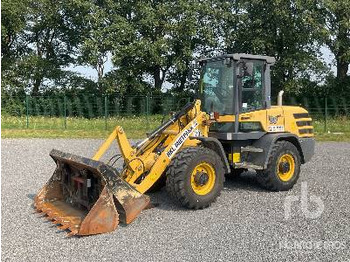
[{"left": 34, "top": 53, "right": 315, "bottom": 236}]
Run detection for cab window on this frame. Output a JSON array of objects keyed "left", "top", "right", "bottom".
[
  {"left": 200, "top": 59, "right": 234, "bottom": 115},
  {"left": 241, "top": 60, "right": 264, "bottom": 112}
]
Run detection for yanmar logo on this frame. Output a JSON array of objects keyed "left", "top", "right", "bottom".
[
  {"left": 268, "top": 115, "right": 279, "bottom": 124},
  {"left": 166, "top": 121, "right": 199, "bottom": 159}
]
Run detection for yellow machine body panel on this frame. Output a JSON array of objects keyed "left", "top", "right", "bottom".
[
  {"left": 216, "top": 106, "right": 313, "bottom": 138},
  {"left": 280, "top": 106, "right": 314, "bottom": 138}
]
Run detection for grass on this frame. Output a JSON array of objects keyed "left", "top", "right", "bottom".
[
  {"left": 312, "top": 116, "right": 350, "bottom": 141},
  {"left": 2, "top": 115, "right": 350, "bottom": 141},
  {"left": 1, "top": 115, "right": 163, "bottom": 139}
]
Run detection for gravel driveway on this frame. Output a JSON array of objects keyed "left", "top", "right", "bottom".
[{"left": 2, "top": 139, "right": 350, "bottom": 261}]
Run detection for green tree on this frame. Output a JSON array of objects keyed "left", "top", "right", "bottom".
[
  {"left": 111, "top": 0, "right": 220, "bottom": 93},
  {"left": 1, "top": 0, "right": 85, "bottom": 95},
  {"left": 167, "top": 0, "right": 221, "bottom": 93},
  {"left": 1, "top": 0, "right": 30, "bottom": 93},
  {"left": 25, "top": 0, "right": 83, "bottom": 95},
  {"left": 317, "top": 0, "right": 350, "bottom": 81},
  {"left": 76, "top": 0, "right": 133, "bottom": 93},
  {"left": 3, "top": 0, "right": 346, "bottom": 101},
  {"left": 222, "top": 0, "right": 327, "bottom": 97}
]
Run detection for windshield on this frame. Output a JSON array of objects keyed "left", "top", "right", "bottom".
[{"left": 200, "top": 59, "right": 234, "bottom": 115}]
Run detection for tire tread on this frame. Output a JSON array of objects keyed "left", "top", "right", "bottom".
[{"left": 165, "top": 147, "right": 225, "bottom": 209}]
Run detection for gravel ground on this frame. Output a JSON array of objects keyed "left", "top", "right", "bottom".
[{"left": 2, "top": 139, "right": 350, "bottom": 262}]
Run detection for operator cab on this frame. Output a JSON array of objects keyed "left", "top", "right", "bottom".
[{"left": 198, "top": 53, "right": 276, "bottom": 140}]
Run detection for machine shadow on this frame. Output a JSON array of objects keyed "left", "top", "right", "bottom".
[
  {"left": 148, "top": 171, "right": 265, "bottom": 212},
  {"left": 147, "top": 190, "right": 186, "bottom": 212},
  {"left": 223, "top": 171, "right": 265, "bottom": 192}
]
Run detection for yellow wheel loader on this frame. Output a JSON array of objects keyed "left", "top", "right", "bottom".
[{"left": 34, "top": 54, "right": 315, "bottom": 236}]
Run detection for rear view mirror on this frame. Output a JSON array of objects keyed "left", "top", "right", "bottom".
[
  {"left": 224, "top": 58, "right": 232, "bottom": 67},
  {"left": 244, "top": 62, "right": 254, "bottom": 77},
  {"left": 237, "top": 61, "right": 254, "bottom": 78}
]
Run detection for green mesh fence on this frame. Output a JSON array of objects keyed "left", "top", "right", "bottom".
[{"left": 2, "top": 94, "right": 350, "bottom": 132}]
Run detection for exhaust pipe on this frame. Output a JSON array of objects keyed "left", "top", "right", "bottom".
[{"left": 277, "top": 90, "right": 284, "bottom": 106}]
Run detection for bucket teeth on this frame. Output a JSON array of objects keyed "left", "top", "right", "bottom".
[
  {"left": 58, "top": 224, "right": 69, "bottom": 230},
  {"left": 35, "top": 211, "right": 45, "bottom": 216},
  {"left": 47, "top": 212, "right": 59, "bottom": 220},
  {"left": 35, "top": 203, "right": 83, "bottom": 234},
  {"left": 34, "top": 149, "right": 149, "bottom": 236},
  {"left": 67, "top": 230, "right": 78, "bottom": 237}
]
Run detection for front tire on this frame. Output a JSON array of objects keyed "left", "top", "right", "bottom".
[
  {"left": 165, "top": 147, "right": 225, "bottom": 209},
  {"left": 257, "top": 140, "right": 301, "bottom": 191}
]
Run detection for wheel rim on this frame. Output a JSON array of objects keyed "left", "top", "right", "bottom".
[
  {"left": 190, "top": 162, "right": 216, "bottom": 195},
  {"left": 277, "top": 154, "right": 295, "bottom": 182}
]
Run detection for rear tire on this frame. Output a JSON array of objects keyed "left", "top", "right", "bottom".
[
  {"left": 257, "top": 140, "right": 301, "bottom": 191},
  {"left": 165, "top": 147, "right": 225, "bottom": 209}
]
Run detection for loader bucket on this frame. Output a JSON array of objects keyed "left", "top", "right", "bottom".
[{"left": 34, "top": 149, "right": 150, "bottom": 236}]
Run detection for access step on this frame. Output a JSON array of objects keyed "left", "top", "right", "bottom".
[
  {"left": 240, "top": 146, "right": 263, "bottom": 153},
  {"left": 235, "top": 162, "right": 264, "bottom": 170}
]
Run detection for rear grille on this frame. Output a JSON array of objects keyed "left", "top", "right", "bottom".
[
  {"left": 296, "top": 120, "right": 312, "bottom": 127},
  {"left": 299, "top": 128, "right": 313, "bottom": 134},
  {"left": 293, "top": 113, "right": 310, "bottom": 119}
]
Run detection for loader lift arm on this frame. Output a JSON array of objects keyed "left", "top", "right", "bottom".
[
  {"left": 92, "top": 100, "right": 211, "bottom": 194},
  {"left": 34, "top": 99, "right": 218, "bottom": 236}
]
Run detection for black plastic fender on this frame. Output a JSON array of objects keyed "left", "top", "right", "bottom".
[
  {"left": 248, "top": 133, "right": 315, "bottom": 169},
  {"left": 192, "top": 136, "right": 231, "bottom": 174}
]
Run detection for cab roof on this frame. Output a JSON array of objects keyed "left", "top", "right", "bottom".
[{"left": 198, "top": 53, "right": 276, "bottom": 64}]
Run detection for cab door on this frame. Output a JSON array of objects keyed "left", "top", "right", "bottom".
[
  {"left": 240, "top": 59, "right": 265, "bottom": 114},
  {"left": 239, "top": 59, "right": 268, "bottom": 131}
]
